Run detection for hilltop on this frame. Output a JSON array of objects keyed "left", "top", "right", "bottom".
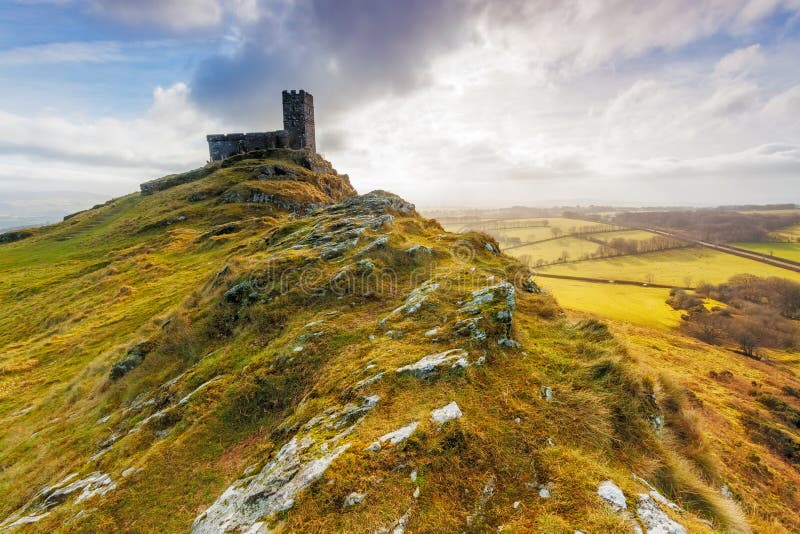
[{"left": 0, "top": 151, "right": 797, "bottom": 533}]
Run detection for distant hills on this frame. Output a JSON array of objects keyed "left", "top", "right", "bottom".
[{"left": 0, "top": 191, "right": 110, "bottom": 231}]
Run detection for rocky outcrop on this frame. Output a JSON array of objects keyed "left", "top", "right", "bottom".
[
  {"left": 380, "top": 280, "right": 439, "bottom": 325},
  {"left": 430, "top": 401, "right": 463, "bottom": 426},
  {"left": 598, "top": 480, "right": 627, "bottom": 511},
  {"left": 454, "top": 282, "right": 516, "bottom": 343},
  {"left": 140, "top": 167, "right": 214, "bottom": 195},
  {"left": 109, "top": 341, "right": 155, "bottom": 380},
  {"left": 597, "top": 479, "right": 688, "bottom": 534},
  {"left": 192, "top": 396, "right": 379, "bottom": 533},
  {"left": 636, "top": 494, "right": 687, "bottom": 534},
  {"left": 0, "top": 472, "right": 116, "bottom": 530},
  {"left": 395, "top": 349, "right": 469, "bottom": 378},
  {"left": 375, "top": 421, "right": 419, "bottom": 447},
  {"left": 0, "top": 230, "right": 33, "bottom": 245}
]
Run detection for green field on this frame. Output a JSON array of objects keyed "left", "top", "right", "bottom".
[
  {"left": 731, "top": 242, "right": 800, "bottom": 263},
  {"left": 538, "top": 247, "right": 800, "bottom": 286},
  {"left": 505, "top": 235, "right": 604, "bottom": 264},
  {"left": 538, "top": 277, "right": 681, "bottom": 328}
]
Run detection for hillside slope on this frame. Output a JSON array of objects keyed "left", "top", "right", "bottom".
[{"left": 0, "top": 150, "right": 796, "bottom": 532}]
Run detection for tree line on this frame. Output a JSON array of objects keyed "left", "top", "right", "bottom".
[
  {"left": 668, "top": 275, "right": 800, "bottom": 357},
  {"left": 612, "top": 209, "right": 800, "bottom": 243}
]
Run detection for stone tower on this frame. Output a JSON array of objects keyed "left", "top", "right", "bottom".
[{"left": 282, "top": 90, "right": 315, "bottom": 151}]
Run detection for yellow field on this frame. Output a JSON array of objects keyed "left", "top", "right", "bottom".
[
  {"left": 447, "top": 217, "right": 615, "bottom": 235},
  {"left": 538, "top": 277, "right": 682, "bottom": 328},
  {"left": 505, "top": 236, "right": 605, "bottom": 264},
  {"left": 590, "top": 229, "right": 660, "bottom": 243},
  {"left": 494, "top": 226, "right": 554, "bottom": 243},
  {"left": 732, "top": 242, "right": 800, "bottom": 263},
  {"left": 538, "top": 247, "right": 800, "bottom": 286}
]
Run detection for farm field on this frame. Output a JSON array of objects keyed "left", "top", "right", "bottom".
[
  {"left": 538, "top": 247, "right": 800, "bottom": 286},
  {"left": 536, "top": 277, "right": 681, "bottom": 328},
  {"left": 494, "top": 226, "right": 554, "bottom": 243},
  {"left": 505, "top": 235, "right": 605, "bottom": 264},
  {"left": 767, "top": 223, "right": 800, "bottom": 242},
  {"left": 444, "top": 217, "right": 617, "bottom": 237},
  {"left": 590, "top": 229, "right": 660, "bottom": 243},
  {"left": 731, "top": 242, "right": 800, "bottom": 263}
]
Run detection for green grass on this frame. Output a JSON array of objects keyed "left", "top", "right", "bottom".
[
  {"left": 538, "top": 247, "right": 800, "bottom": 287},
  {"left": 1, "top": 161, "right": 798, "bottom": 533},
  {"left": 731, "top": 242, "right": 800, "bottom": 262}
]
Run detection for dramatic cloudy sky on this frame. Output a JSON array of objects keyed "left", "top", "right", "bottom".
[{"left": 0, "top": 0, "right": 799, "bottom": 208}]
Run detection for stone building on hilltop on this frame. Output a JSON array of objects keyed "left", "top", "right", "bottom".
[{"left": 206, "top": 89, "right": 315, "bottom": 161}]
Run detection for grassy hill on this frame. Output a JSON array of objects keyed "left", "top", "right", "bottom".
[{"left": 1, "top": 151, "right": 798, "bottom": 532}]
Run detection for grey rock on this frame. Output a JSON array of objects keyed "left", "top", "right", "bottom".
[
  {"left": 405, "top": 245, "right": 432, "bottom": 256},
  {"left": 192, "top": 396, "right": 379, "bottom": 533},
  {"left": 343, "top": 492, "right": 365, "bottom": 507},
  {"left": 109, "top": 341, "right": 155, "bottom": 381},
  {"left": 498, "top": 338, "right": 521, "bottom": 348},
  {"left": 378, "top": 422, "right": 419, "bottom": 446},
  {"left": 223, "top": 280, "right": 260, "bottom": 304},
  {"left": 721, "top": 484, "right": 733, "bottom": 499},
  {"left": 381, "top": 281, "right": 439, "bottom": 325},
  {"left": 636, "top": 494, "right": 687, "bottom": 534},
  {"left": 598, "top": 480, "right": 627, "bottom": 511},
  {"left": 395, "top": 349, "right": 469, "bottom": 378},
  {"left": 352, "top": 373, "right": 384, "bottom": 391},
  {"left": 430, "top": 401, "right": 463, "bottom": 426}
]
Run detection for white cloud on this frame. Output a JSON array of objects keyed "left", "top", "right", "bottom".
[
  {"left": 87, "top": 0, "right": 265, "bottom": 32},
  {"left": 0, "top": 41, "right": 125, "bottom": 65},
  {"left": 0, "top": 83, "right": 221, "bottom": 195},
  {"left": 3, "top": 0, "right": 800, "bottom": 208},
  {"left": 764, "top": 84, "right": 800, "bottom": 116},
  {"left": 714, "top": 44, "right": 765, "bottom": 78},
  {"left": 89, "top": 0, "right": 224, "bottom": 31}
]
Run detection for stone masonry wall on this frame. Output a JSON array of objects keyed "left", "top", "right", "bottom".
[{"left": 207, "top": 131, "right": 289, "bottom": 161}]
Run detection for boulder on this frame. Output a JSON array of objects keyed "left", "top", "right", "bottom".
[
  {"left": 636, "top": 494, "right": 687, "bottom": 534},
  {"left": 395, "top": 349, "right": 469, "bottom": 378},
  {"left": 378, "top": 422, "right": 419, "bottom": 446},
  {"left": 109, "top": 341, "right": 155, "bottom": 380},
  {"left": 430, "top": 401, "right": 463, "bottom": 426},
  {"left": 598, "top": 480, "right": 627, "bottom": 511}
]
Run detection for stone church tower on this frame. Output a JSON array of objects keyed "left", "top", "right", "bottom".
[
  {"left": 206, "top": 89, "right": 316, "bottom": 161},
  {"left": 282, "top": 90, "right": 316, "bottom": 151}
]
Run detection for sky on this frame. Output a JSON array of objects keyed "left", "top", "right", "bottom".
[{"left": 0, "top": 0, "right": 799, "bottom": 208}]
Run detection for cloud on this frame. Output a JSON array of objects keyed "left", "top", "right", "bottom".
[
  {"left": 189, "top": 0, "right": 476, "bottom": 121},
  {"left": 764, "top": 83, "right": 800, "bottom": 115},
  {"left": 0, "top": 83, "right": 220, "bottom": 194},
  {"left": 0, "top": 41, "right": 125, "bottom": 65},
  {"left": 714, "top": 44, "right": 765, "bottom": 78},
  {"left": 2, "top": 0, "right": 800, "bottom": 208},
  {"left": 88, "top": 0, "right": 225, "bottom": 31}
]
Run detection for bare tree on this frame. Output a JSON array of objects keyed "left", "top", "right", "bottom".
[{"left": 736, "top": 330, "right": 759, "bottom": 358}]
